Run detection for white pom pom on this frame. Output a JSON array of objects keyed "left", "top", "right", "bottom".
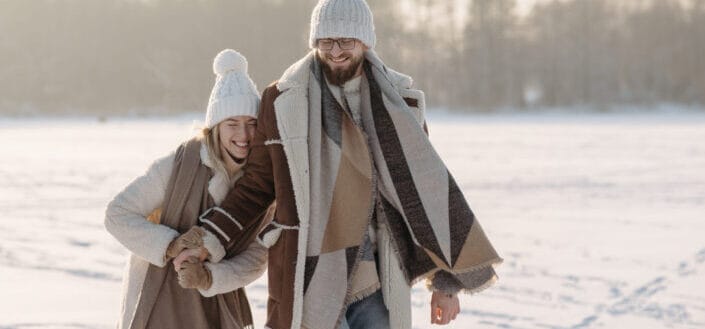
[{"left": 213, "top": 49, "right": 247, "bottom": 76}]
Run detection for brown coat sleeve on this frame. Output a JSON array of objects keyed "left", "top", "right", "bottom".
[{"left": 202, "top": 84, "right": 281, "bottom": 253}]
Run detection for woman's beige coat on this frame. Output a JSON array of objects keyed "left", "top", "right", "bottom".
[{"left": 105, "top": 141, "right": 267, "bottom": 329}]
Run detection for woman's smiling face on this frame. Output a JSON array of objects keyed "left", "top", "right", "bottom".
[{"left": 217, "top": 115, "right": 257, "bottom": 161}]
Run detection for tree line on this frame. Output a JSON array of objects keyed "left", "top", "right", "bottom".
[{"left": 1, "top": 0, "right": 703, "bottom": 114}]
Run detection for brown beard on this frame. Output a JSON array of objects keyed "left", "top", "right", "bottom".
[{"left": 316, "top": 51, "right": 364, "bottom": 86}]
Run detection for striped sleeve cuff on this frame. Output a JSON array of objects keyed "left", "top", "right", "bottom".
[{"left": 199, "top": 206, "right": 244, "bottom": 248}]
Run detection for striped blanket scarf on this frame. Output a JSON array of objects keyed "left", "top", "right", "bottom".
[{"left": 301, "top": 52, "right": 502, "bottom": 329}]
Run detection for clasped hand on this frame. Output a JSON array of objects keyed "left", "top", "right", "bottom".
[{"left": 166, "top": 226, "right": 212, "bottom": 290}]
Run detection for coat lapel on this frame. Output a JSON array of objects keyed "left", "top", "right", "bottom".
[
  {"left": 270, "top": 50, "right": 428, "bottom": 329},
  {"left": 274, "top": 51, "right": 315, "bottom": 329}
]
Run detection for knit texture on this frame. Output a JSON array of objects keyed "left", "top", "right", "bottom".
[
  {"left": 206, "top": 49, "right": 260, "bottom": 128},
  {"left": 309, "top": 0, "right": 376, "bottom": 49}
]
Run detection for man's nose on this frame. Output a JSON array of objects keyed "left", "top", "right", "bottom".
[{"left": 330, "top": 42, "right": 343, "bottom": 57}]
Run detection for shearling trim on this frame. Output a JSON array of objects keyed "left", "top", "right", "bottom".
[
  {"left": 216, "top": 206, "right": 243, "bottom": 230},
  {"left": 201, "top": 206, "right": 243, "bottom": 230},
  {"left": 199, "top": 217, "right": 231, "bottom": 242},
  {"left": 208, "top": 170, "right": 231, "bottom": 206},
  {"left": 202, "top": 229, "right": 226, "bottom": 263},
  {"left": 271, "top": 221, "right": 299, "bottom": 230},
  {"left": 278, "top": 131, "right": 309, "bottom": 329},
  {"left": 256, "top": 229, "right": 280, "bottom": 248},
  {"left": 264, "top": 139, "right": 283, "bottom": 146},
  {"left": 272, "top": 54, "right": 314, "bottom": 329},
  {"left": 256, "top": 221, "right": 300, "bottom": 248},
  {"left": 199, "top": 141, "right": 242, "bottom": 205},
  {"left": 276, "top": 51, "right": 316, "bottom": 91},
  {"left": 199, "top": 142, "right": 213, "bottom": 169}
]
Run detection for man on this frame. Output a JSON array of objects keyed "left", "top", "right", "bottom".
[{"left": 180, "top": 0, "right": 502, "bottom": 328}]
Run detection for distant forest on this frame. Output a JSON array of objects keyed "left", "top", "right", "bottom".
[{"left": 1, "top": 0, "right": 704, "bottom": 114}]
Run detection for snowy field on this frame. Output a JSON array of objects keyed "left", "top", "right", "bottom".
[{"left": 1, "top": 112, "right": 704, "bottom": 329}]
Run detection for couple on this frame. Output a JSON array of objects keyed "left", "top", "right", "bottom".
[{"left": 105, "top": 0, "right": 502, "bottom": 328}]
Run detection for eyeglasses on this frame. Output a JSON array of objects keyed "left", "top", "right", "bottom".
[{"left": 317, "top": 38, "right": 357, "bottom": 51}]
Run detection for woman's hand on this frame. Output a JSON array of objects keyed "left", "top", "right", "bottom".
[
  {"left": 176, "top": 256, "right": 212, "bottom": 290},
  {"left": 172, "top": 247, "right": 208, "bottom": 269},
  {"left": 165, "top": 226, "right": 206, "bottom": 259}
]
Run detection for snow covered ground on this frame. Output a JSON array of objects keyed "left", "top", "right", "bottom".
[{"left": 1, "top": 112, "right": 704, "bottom": 329}]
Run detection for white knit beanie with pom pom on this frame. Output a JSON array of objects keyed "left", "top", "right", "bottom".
[{"left": 205, "top": 49, "right": 260, "bottom": 128}]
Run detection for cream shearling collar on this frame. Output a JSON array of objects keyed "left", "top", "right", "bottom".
[{"left": 199, "top": 141, "right": 243, "bottom": 205}]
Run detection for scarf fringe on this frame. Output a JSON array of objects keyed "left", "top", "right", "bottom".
[
  {"left": 345, "top": 282, "right": 382, "bottom": 306},
  {"left": 334, "top": 283, "right": 383, "bottom": 329},
  {"left": 461, "top": 274, "right": 499, "bottom": 295},
  {"left": 410, "top": 258, "right": 504, "bottom": 288},
  {"left": 384, "top": 216, "right": 503, "bottom": 292}
]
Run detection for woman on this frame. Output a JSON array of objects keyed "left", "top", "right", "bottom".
[{"left": 105, "top": 49, "right": 270, "bottom": 329}]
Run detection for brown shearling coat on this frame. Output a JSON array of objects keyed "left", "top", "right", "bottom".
[{"left": 202, "top": 53, "right": 427, "bottom": 329}]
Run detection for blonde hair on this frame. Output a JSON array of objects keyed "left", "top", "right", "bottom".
[{"left": 201, "top": 125, "right": 231, "bottom": 183}]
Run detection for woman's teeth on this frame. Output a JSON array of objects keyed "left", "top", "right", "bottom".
[{"left": 235, "top": 142, "right": 248, "bottom": 148}]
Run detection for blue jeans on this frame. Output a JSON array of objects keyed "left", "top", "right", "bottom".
[{"left": 337, "top": 290, "right": 390, "bottom": 329}]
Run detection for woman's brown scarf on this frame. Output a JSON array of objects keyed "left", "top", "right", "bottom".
[{"left": 130, "top": 138, "right": 253, "bottom": 329}]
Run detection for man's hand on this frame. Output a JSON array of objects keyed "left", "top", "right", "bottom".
[
  {"left": 172, "top": 247, "right": 208, "bottom": 269},
  {"left": 176, "top": 256, "right": 212, "bottom": 290},
  {"left": 430, "top": 291, "right": 460, "bottom": 325}
]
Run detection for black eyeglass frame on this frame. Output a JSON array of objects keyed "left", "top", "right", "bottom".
[{"left": 316, "top": 38, "right": 357, "bottom": 51}]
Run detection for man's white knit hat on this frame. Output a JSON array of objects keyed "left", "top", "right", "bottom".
[
  {"left": 205, "top": 49, "right": 260, "bottom": 128},
  {"left": 309, "top": 0, "right": 376, "bottom": 49}
]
